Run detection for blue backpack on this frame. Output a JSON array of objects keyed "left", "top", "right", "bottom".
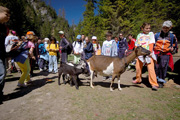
[{"left": 39, "top": 43, "right": 47, "bottom": 55}]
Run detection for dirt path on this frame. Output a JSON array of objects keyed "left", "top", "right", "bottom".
[{"left": 0, "top": 68, "right": 180, "bottom": 120}]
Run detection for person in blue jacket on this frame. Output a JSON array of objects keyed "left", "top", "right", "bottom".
[{"left": 83, "top": 37, "right": 94, "bottom": 60}]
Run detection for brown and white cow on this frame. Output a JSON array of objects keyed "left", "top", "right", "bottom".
[{"left": 86, "top": 46, "right": 151, "bottom": 91}]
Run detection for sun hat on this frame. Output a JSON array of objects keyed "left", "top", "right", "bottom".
[
  {"left": 92, "top": 36, "right": 97, "bottom": 40},
  {"left": 58, "top": 31, "right": 64, "bottom": 34},
  {"left": 44, "top": 38, "right": 49, "bottom": 41},
  {"left": 162, "top": 20, "right": 172, "bottom": 28},
  {"left": 26, "top": 31, "right": 35, "bottom": 35},
  {"left": 76, "top": 35, "right": 81, "bottom": 39}
]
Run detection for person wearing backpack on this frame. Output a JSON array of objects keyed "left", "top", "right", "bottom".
[
  {"left": 154, "top": 20, "right": 176, "bottom": 88},
  {"left": 59, "top": 31, "right": 70, "bottom": 63},
  {"left": 73, "top": 35, "right": 84, "bottom": 64},
  {"left": 38, "top": 39, "right": 48, "bottom": 71}
]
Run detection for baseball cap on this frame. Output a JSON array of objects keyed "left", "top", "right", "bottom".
[
  {"left": 76, "top": 35, "right": 81, "bottom": 39},
  {"left": 58, "top": 31, "right": 64, "bottom": 34},
  {"left": 26, "top": 31, "right": 35, "bottom": 35},
  {"left": 162, "top": 20, "right": 172, "bottom": 28}
]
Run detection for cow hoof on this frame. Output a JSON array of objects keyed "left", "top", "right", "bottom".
[
  {"left": 110, "top": 88, "right": 113, "bottom": 92},
  {"left": 90, "top": 86, "right": 94, "bottom": 89},
  {"left": 118, "top": 88, "right": 122, "bottom": 91}
]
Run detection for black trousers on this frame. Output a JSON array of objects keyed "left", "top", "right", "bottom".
[{"left": 155, "top": 55, "right": 169, "bottom": 80}]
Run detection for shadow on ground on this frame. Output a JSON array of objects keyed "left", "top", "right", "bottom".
[{"left": 3, "top": 76, "right": 58, "bottom": 102}]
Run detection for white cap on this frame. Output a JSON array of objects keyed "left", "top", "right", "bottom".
[
  {"left": 44, "top": 38, "right": 49, "bottom": 41},
  {"left": 92, "top": 36, "right": 97, "bottom": 40},
  {"left": 162, "top": 20, "right": 172, "bottom": 28},
  {"left": 58, "top": 31, "right": 64, "bottom": 34}
]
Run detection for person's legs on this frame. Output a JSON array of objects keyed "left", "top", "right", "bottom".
[
  {"left": 61, "top": 53, "right": 67, "bottom": 63},
  {"left": 0, "top": 59, "right": 6, "bottom": 104},
  {"left": 134, "top": 59, "right": 143, "bottom": 83},
  {"left": 38, "top": 58, "right": 44, "bottom": 70},
  {"left": 147, "top": 58, "right": 159, "bottom": 87},
  {"left": 16, "top": 58, "right": 31, "bottom": 84},
  {"left": 53, "top": 55, "right": 58, "bottom": 73},
  {"left": 160, "top": 55, "right": 169, "bottom": 79},
  {"left": 48, "top": 55, "right": 53, "bottom": 72}
]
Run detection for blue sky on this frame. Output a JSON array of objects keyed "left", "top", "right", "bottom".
[{"left": 48, "top": 0, "right": 87, "bottom": 25}]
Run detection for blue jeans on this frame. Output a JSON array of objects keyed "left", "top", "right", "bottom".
[
  {"left": 49, "top": 55, "right": 58, "bottom": 73},
  {"left": 0, "top": 59, "right": 6, "bottom": 102}
]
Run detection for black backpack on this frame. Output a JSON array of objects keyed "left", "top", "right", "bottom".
[{"left": 67, "top": 42, "right": 73, "bottom": 55}]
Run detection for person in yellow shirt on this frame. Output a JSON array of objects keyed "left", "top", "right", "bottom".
[{"left": 46, "top": 37, "right": 59, "bottom": 73}]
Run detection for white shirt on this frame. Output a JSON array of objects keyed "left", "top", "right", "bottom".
[{"left": 72, "top": 41, "right": 84, "bottom": 54}]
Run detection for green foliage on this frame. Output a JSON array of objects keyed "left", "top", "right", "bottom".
[
  {"left": 0, "top": 0, "right": 74, "bottom": 41},
  {"left": 77, "top": 0, "right": 180, "bottom": 41}
]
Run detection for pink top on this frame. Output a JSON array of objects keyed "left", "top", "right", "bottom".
[{"left": 26, "top": 41, "right": 35, "bottom": 49}]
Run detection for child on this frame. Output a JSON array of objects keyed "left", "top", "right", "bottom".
[
  {"left": 132, "top": 23, "right": 159, "bottom": 91},
  {"left": 73, "top": 35, "right": 84, "bottom": 64},
  {"left": 92, "top": 36, "right": 101, "bottom": 55},
  {"left": 101, "top": 32, "right": 118, "bottom": 80},
  {"left": 0, "top": 6, "right": 10, "bottom": 104},
  {"left": 47, "top": 37, "right": 59, "bottom": 73},
  {"left": 26, "top": 31, "right": 36, "bottom": 77}
]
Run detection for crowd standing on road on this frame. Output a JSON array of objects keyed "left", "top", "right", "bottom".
[{"left": 0, "top": 5, "right": 179, "bottom": 104}]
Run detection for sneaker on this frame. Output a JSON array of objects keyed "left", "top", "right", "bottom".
[
  {"left": 109, "top": 76, "right": 112, "bottom": 80},
  {"left": 102, "top": 77, "right": 107, "bottom": 81},
  {"left": 26, "top": 80, "right": 32, "bottom": 84},
  {"left": 152, "top": 86, "right": 158, "bottom": 91},
  {"left": 132, "top": 80, "right": 141, "bottom": 84},
  {"left": 52, "top": 71, "right": 57, "bottom": 74},
  {"left": 17, "top": 82, "right": 27, "bottom": 87}
]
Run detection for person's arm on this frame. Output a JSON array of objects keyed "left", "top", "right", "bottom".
[
  {"left": 61, "top": 38, "right": 69, "bottom": 50},
  {"left": 101, "top": 42, "right": 105, "bottom": 55},
  {"left": 55, "top": 44, "right": 59, "bottom": 51}
]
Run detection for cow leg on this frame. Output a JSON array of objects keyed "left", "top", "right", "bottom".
[
  {"left": 90, "top": 71, "right": 94, "bottom": 89},
  {"left": 58, "top": 70, "right": 62, "bottom": 85},
  {"left": 72, "top": 76, "right": 79, "bottom": 90},
  {"left": 110, "top": 74, "right": 116, "bottom": 92},
  {"left": 70, "top": 76, "right": 73, "bottom": 87},
  {"left": 117, "top": 75, "right": 122, "bottom": 91},
  {"left": 62, "top": 74, "right": 66, "bottom": 84}
]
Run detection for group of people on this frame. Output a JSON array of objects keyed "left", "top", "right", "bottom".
[
  {"left": 58, "top": 20, "right": 177, "bottom": 91},
  {"left": 0, "top": 5, "right": 178, "bottom": 104}
]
